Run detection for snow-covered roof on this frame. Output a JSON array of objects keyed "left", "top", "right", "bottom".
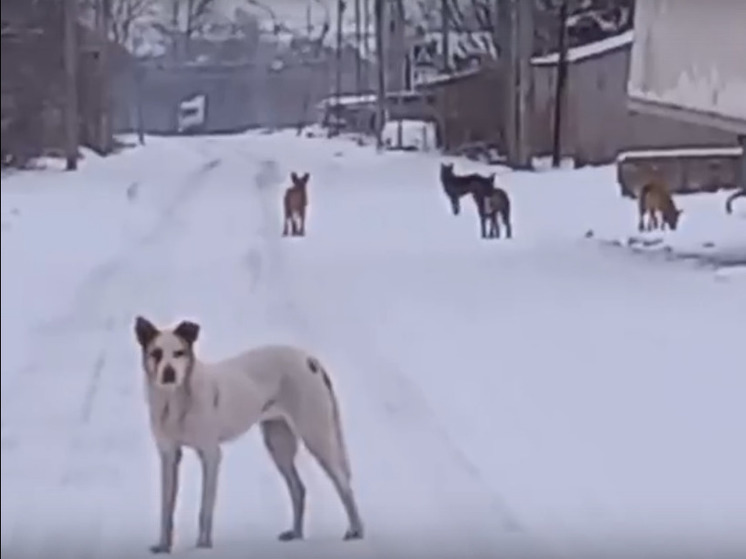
[
  {"left": 531, "top": 30, "right": 634, "bottom": 66},
  {"left": 414, "top": 67, "right": 483, "bottom": 88},
  {"left": 617, "top": 146, "right": 743, "bottom": 162},
  {"left": 316, "top": 90, "right": 426, "bottom": 110},
  {"left": 317, "top": 93, "right": 377, "bottom": 109}
]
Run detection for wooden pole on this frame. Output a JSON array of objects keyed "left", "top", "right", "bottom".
[
  {"left": 516, "top": 0, "right": 533, "bottom": 168},
  {"left": 497, "top": 0, "right": 515, "bottom": 165},
  {"left": 440, "top": 0, "right": 450, "bottom": 73},
  {"left": 394, "top": 0, "right": 404, "bottom": 149},
  {"left": 334, "top": 0, "right": 345, "bottom": 136},
  {"left": 136, "top": 65, "right": 145, "bottom": 145},
  {"left": 63, "top": 0, "right": 79, "bottom": 170},
  {"left": 99, "top": 0, "right": 112, "bottom": 154},
  {"left": 374, "top": 0, "right": 386, "bottom": 150},
  {"left": 354, "top": 0, "right": 362, "bottom": 93},
  {"left": 738, "top": 134, "right": 746, "bottom": 190},
  {"left": 363, "top": 0, "right": 370, "bottom": 88},
  {"left": 439, "top": 0, "right": 451, "bottom": 148},
  {"left": 551, "top": 0, "right": 569, "bottom": 168}
]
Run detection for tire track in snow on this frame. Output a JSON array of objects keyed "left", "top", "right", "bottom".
[
  {"left": 253, "top": 167, "right": 398, "bottom": 558},
  {"left": 1, "top": 146, "right": 223, "bottom": 559},
  {"left": 0, "top": 151, "right": 221, "bottom": 422},
  {"left": 2, "top": 153, "right": 221, "bottom": 404},
  {"left": 249, "top": 159, "right": 553, "bottom": 559},
  {"left": 35, "top": 156, "right": 221, "bottom": 337}
]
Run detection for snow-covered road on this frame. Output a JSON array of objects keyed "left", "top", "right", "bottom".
[{"left": 2, "top": 133, "right": 745, "bottom": 559}]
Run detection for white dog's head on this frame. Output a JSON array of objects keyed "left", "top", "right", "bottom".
[{"left": 134, "top": 316, "right": 200, "bottom": 390}]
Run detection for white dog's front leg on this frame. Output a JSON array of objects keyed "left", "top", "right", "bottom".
[
  {"left": 151, "top": 447, "right": 182, "bottom": 554},
  {"left": 196, "top": 446, "right": 222, "bottom": 548}
]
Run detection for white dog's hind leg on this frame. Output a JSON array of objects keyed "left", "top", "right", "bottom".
[
  {"left": 261, "top": 419, "right": 306, "bottom": 541},
  {"left": 151, "top": 447, "right": 182, "bottom": 554},
  {"left": 303, "top": 433, "right": 364, "bottom": 540},
  {"left": 195, "top": 447, "right": 222, "bottom": 549}
]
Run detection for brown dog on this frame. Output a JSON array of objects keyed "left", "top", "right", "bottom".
[
  {"left": 638, "top": 180, "right": 682, "bottom": 231},
  {"left": 283, "top": 172, "right": 309, "bottom": 236},
  {"left": 483, "top": 187, "right": 512, "bottom": 239}
]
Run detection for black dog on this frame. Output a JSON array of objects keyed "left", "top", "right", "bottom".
[{"left": 440, "top": 163, "right": 512, "bottom": 239}]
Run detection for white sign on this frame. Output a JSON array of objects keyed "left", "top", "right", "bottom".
[{"left": 177, "top": 94, "right": 206, "bottom": 133}]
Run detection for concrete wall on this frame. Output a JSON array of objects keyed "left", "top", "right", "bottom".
[
  {"left": 616, "top": 147, "right": 743, "bottom": 198},
  {"left": 114, "top": 47, "right": 372, "bottom": 135}
]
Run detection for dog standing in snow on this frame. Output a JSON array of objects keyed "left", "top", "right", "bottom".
[
  {"left": 134, "top": 316, "right": 364, "bottom": 553},
  {"left": 482, "top": 185, "right": 512, "bottom": 239},
  {"left": 637, "top": 180, "right": 682, "bottom": 231},
  {"left": 282, "top": 171, "right": 309, "bottom": 236}
]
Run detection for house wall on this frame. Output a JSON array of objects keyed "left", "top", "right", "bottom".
[
  {"left": 418, "top": 66, "right": 504, "bottom": 153},
  {"left": 628, "top": 0, "right": 746, "bottom": 134},
  {"left": 530, "top": 44, "right": 738, "bottom": 165}
]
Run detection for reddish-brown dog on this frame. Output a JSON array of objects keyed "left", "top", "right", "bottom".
[
  {"left": 638, "top": 179, "right": 682, "bottom": 231},
  {"left": 283, "top": 172, "right": 309, "bottom": 237}
]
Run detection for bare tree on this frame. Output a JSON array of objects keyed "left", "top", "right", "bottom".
[
  {"left": 242, "top": 0, "right": 331, "bottom": 132},
  {"left": 78, "top": 0, "right": 158, "bottom": 50},
  {"left": 412, "top": 0, "right": 498, "bottom": 67},
  {"left": 109, "top": 0, "right": 157, "bottom": 48},
  {"left": 292, "top": 3, "right": 331, "bottom": 134},
  {"left": 412, "top": 0, "right": 636, "bottom": 65},
  {"left": 150, "top": 0, "right": 218, "bottom": 59},
  {"left": 183, "top": 0, "right": 215, "bottom": 41}
]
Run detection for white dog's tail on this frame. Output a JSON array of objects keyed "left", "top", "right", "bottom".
[
  {"left": 308, "top": 356, "right": 352, "bottom": 479},
  {"left": 329, "top": 387, "right": 352, "bottom": 480},
  {"left": 311, "top": 358, "right": 352, "bottom": 481}
]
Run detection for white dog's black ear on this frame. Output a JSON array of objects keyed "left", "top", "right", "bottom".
[
  {"left": 174, "top": 320, "right": 200, "bottom": 345},
  {"left": 135, "top": 316, "right": 159, "bottom": 348}
]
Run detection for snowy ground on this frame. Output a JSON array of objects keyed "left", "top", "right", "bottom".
[{"left": 2, "top": 132, "right": 745, "bottom": 559}]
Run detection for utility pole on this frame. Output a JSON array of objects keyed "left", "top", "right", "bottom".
[
  {"left": 551, "top": 0, "right": 569, "bottom": 168},
  {"left": 135, "top": 65, "right": 145, "bottom": 145},
  {"left": 97, "top": 0, "right": 112, "bottom": 154},
  {"left": 363, "top": 0, "right": 370, "bottom": 88},
  {"left": 374, "top": 0, "right": 386, "bottom": 150},
  {"left": 440, "top": 0, "right": 450, "bottom": 73},
  {"left": 497, "top": 0, "right": 514, "bottom": 164},
  {"left": 439, "top": 0, "right": 450, "bottom": 149},
  {"left": 63, "top": 0, "right": 79, "bottom": 170},
  {"left": 354, "top": 0, "right": 362, "bottom": 93},
  {"left": 171, "top": 0, "right": 180, "bottom": 62},
  {"left": 515, "top": 0, "right": 533, "bottom": 168},
  {"left": 739, "top": 134, "right": 746, "bottom": 193},
  {"left": 334, "top": 0, "right": 346, "bottom": 135},
  {"left": 393, "top": 0, "right": 405, "bottom": 149},
  {"left": 501, "top": 0, "right": 533, "bottom": 169}
]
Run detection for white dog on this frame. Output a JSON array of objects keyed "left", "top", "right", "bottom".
[{"left": 134, "top": 316, "right": 364, "bottom": 553}]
